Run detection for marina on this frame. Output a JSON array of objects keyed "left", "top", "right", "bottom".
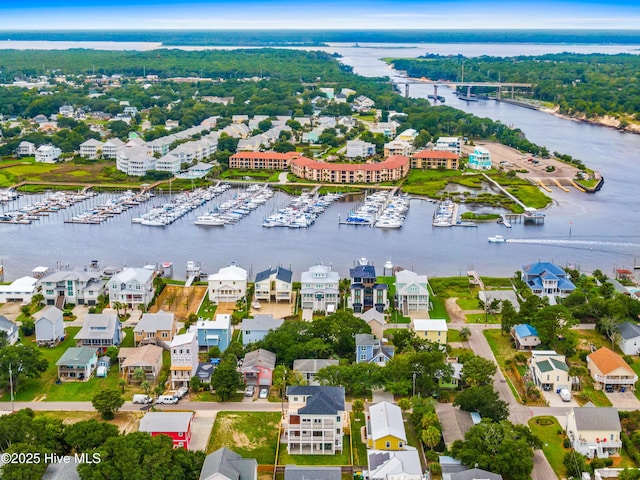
[
  {"left": 341, "top": 190, "right": 410, "bottom": 228},
  {"left": 194, "top": 184, "right": 271, "bottom": 226},
  {"left": 262, "top": 190, "right": 342, "bottom": 229},
  {"left": 0, "top": 189, "right": 99, "bottom": 224},
  {"left": 64, "top": 190, "right": 153, "bottom": 224},
  {"left": 432, "top": 200, "right": 458, "bottom": 227}
]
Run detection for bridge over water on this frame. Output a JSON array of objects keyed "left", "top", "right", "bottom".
[{"left": 394, "top": 77, "right": 534, "bottom": 101}]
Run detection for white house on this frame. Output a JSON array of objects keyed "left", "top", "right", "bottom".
[
  {"left": 40, "top": 268, "right": 105, "bottom": 307},
  {"left": 169, "top": 331, "right": 199, "bottom": 389},
  {"left": 345, "top": 140, "right": 376, "bottom": 159},
  {"left": 433, "top": 136, "right": 462, "bottom": 156},
  {"left": 34, "top": 306, "right": 65, "bottom": 347},
  {"left": 0, "top": 276, "right": 38, "bottom": 304},
  {"left": 207, "top": 264, "right": 248, "bottom": 304},
  {"left": 254, "top": 266, "right": 293, "bottom": 304},
  {"left": 16, "top": 141, "right": 36, "bottom": 157},
  {"left": 108, "top": 267, "right": 155, "bottom": 308},
  {"left": 116, "top": 145, "right": 156, "bottom": 176},
  {"left": 35, "top": 144, "right": 62, "bottom": 163},
  {"left": 0, "top": 315, "right": 19, "bottom": 345},
  {"left": 395, "top": 269, "right": 429, "bottom": 315},
  {"left": 383, "top": 139, "right": 412, "bottom": 157},
  {"left": 618, "top": 322, "right": 640, "bottom": 355},
  {"left": 102, "top": 138, "right": 125, "bottom": 159},
  {"left": 566, "top": 403, "right": 622, "bottom": 458},
  {"left": 79, "top": 138, "right": 103, "bottom": 159},
  {"left": 528, "top": 350, "right": 571, "bottom": 392},
  {"left": 300, "top": 265, "right": 340, "bottom": 313}
]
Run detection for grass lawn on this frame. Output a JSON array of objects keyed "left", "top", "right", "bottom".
[
  {"left": 466, "top": 312, "right": 500, "bottom": 324},
  {"left": 429, "top": 296, "right": 449, "bottom": 321},
  {"left": 34, "top": 410, "right": 145, "bottom": 434},
  {"left": 448, "top": 329, "right": 461, "bottom": 343},
  {"left": 121, "top": 327, "right": 135, "bottom": 347},
  {"left": 528, "top": 416, "right": 570, "bottom": 478},
  {"left": 350, "top": 413, "right": 368, "bottom": 467},
  {"left": 483, "top": 330, "right": 520, "bottom": 369},
  {"left": 456, "top": 297, "right": 481, "bottom": 310},
  {"left": 208, "top": 411, "right": 281, "bottom": 463},
  {"left": 278, "top": 438, "right": 352, "bottom": 465},
  {"left": 197, "top": 292, "right": 217, "bottom": 319}
]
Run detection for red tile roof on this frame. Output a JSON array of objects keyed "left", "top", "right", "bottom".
[
  {"left": 230, "top": 152, "right": 299, "bottom": 160},
  {"left": 412, "top": 150, "right": 458, "bottom": 159},
  {"left": 291, "top": 156, "right": 409, "bottom": 172}
]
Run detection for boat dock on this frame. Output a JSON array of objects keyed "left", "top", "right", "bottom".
[
  {"left": 263, "top": 188, "right": 341, "bottom": 229},
  {"left": 1, "top": 190, "right": 99, "bottom": 225},
  {"left": 432, "top": 200, "right": 458, "bottom": 227},
  {"left": 64, "top": 190, "right": 153, "bottom": 224},
  {"left": 340, "top": 189, "right": 409, "bottom": 228}
]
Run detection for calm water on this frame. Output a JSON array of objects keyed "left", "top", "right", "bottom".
[{"left": 2, "top": 42, "right": 640, "bottom": 280}]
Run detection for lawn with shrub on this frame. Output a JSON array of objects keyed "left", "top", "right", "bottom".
[
  {"left": 208, "top": 411, "right": 280, "bottom": 463},
  {"left": 528, "top": 416, "right": 570, "bottom": 478}
]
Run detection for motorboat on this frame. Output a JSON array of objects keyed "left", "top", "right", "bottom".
[
  {"left": 251, "top": 300, "right": 261, "bottom": 310},
  {"left": 488, "top": 235, "right": 507, "bottom": 243}
]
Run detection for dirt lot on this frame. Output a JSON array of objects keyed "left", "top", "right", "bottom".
[{"left": 150, "top": 285, "right": 207, "bottom": 321}]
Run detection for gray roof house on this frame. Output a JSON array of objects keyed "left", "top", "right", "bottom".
[
  {"left": 0, "top": 315, "right": 19, "bottom": 345},
  {"left": 199, "top": 447, "right": 257, "bottom": 480},
  {"left": 34, "top": 306, "right": 65, "bottom": 347},
  {"left": 618, "top": 321, "right": 640, "bottom": 355},
  {"left": 444, "top": 468, "right": 504, "bottom": 480},
  {"left": 75, "top": 312, "right": 121, "bottom": 353},
  {"left": 254, "top": 266, "right": 293, "bottom": 303},
  {"left": 367, "top": 449, "right": 423, "bottom": 480},
  {"left": 241, "top": 314, "right": 284, "bottom": 346},
  {"left": 56, "top": 346, "right": 98, "bottom": 381},
  {"left": 284, "top": 466, "right": 341, "bottom": 480},
  {"left": 566, "top": 403, "right": 622, "bottom": 458},
  {"left": 292, "top": 358, "right": 340, "bottom": 386},
  {"left": 355, "top": 333, "right": 394, "bottom": 365}
]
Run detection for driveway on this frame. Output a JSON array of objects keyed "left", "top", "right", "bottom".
[
  {"left": 605, "top": 390, "right": 640, "bottom": 409},
  {"left": 540, "top": 388, "right": 579, "bottom": 408},
  {"left": 189, "top": 411, "right": 216, "bottom": 451},
  {"left": 0, "top": 302, "right": 22, "bottom": 320}
]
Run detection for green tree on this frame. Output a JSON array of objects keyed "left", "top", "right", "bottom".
[
  {"left": 461, "top": 356, "right": 497, "bottom": 387},
  {"left": 190, "top": 376, "right": 202, "bottom": 393},
  {"left": 459, "top": 327, "right": 471, "bottom": 341},
  {"left": 619, "top": 469, "right": 640, "bottom": 480},
  {"left": 211, "top": 357, "right": 242, "bottom": 401},
  {"left": 421, "top": 425, "right": 441, "bottom": 450},
  {"left": 0, "top": 442, "right": 50, "bottom": 480},
  {"left": 132, "top": 367, "right": 146, "bottom": 383},
  {"left": 352, "top": 399, "right": 364, "bottom": 420},
  {"left": 563, "top": 450, "right": 589, "bottom": 479},
  {"left": 140, "top": 380, "right": 151, "bottom": 395},
  {"left": 453, "top": 385, "right": 509, "bottom": 422},
  {"left": 398, "top": 397, "right": 412, "bottom": 413},
  {"left": 0, "top": 344, "right": 48, "bottom": 393},
  {"left": 91, "top": 388, "right": 124, "bottom": 420},
  {"left": 207, "top": 346, "right": 221, "bottom": 359},
  {"left": 63, "top": 419, "right": 119, "bottom": 453},
  {"left": 500, "top": 300, "right": 518, "bottom": 335}
]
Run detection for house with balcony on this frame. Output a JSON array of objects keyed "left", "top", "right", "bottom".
[
  {"left": 193, "top": 314, "right": 232, "bottom": 352},
  {"left": 395, "top": 269, "right": 429, "bottom": 315},
  {"left": 300, "top": 265, "right": 340, "bottom": 313},
  {"left": 521, "top": 262, "right": 576, "bottom": 303},
  {"left": 108, "top": 267, "right": 155, "bottom": 308},
  {"left": 40, "top": 267, "right": 105, "bottom": 308},
  {"left": 355, "top": 333, "right": 395, "bottom": 365},
  {"left": 566, "top": 404, "right": 622, "bottom": 458},
  {"left": 587, "top": 347, "right": 638, "bottom": 392},
  {"left": 0, "top": 276, "right": 38, "bottom": 304},
  {"left": 134, "top": 310, "right": 176, "bottom": 346},
  {"left": 410, "top": 150, "right": 459, "bottom": 170},
  {"left": 241, "top": 314, "right": 284, "bottom": 347},
  {"left": 35, "top": 144, "right": 62, "bottom": 163},
  {"left": 34, "top": 306, "right": 65, "bottom": 347},
  {"left": 413, "top": 319, "right": 448, "bottom": 345},
  {"left": 383, "top": 139, "right": 412, "bottom": 157},
  {"left": 118, "top": 345, "right": 164, "bottom": 382},
  {"left": 75, "top": 312, "right": 121, "bottom": 354},
  {"left": 617, "top": 321, "right": 640, "bottom": 355},
  {"left": 79, "top": 138, "right": 103, "bottom": 159},
  {"left": 102, "top": 138, "right": 125, "bottom": 159},
  {"left": 207, "top": 264, "right": 248, "bottom": 304},
  {"left": 345, "top": 140, "right": 376, "bottom": 159},
  {"left": 348, "top": 259, "right": 388, "bottom": 314},
  {"left": 170, "top": 331, "right": 199, "bottom": 389},
  {"left": 284, "top": 386, "right": 346, "bottom": 455},
  {"left": 56, "top": 346, "right": 98, "bottom": 381},
  {"left": 139, "top": 412, "right": 194, "bottom": 449},
  {"left": 293, "top": 359, "right": 340, "bottom": 386},
  {"left": 0, "top": 316, "right": 19, "bottom": 345},
  {"left": 199, "top": 448, "right": 258, "bottom": 480},
  {"left": 433, "top": 136, "right": 462, "bottom": 156},
  {"left": 17, "top": 141, "right": 36, "bottom": 157},
  {"left": 366, "top": 401, "right": 407, "bottom": 450},
  {"left": 254, "top": 266, "right": 293, "bottom": 304},
  {"left": 241, "top": 349, "right": 276, "bottom": 387},
  {"left": 467, "top": 146, "right": 492, "bottom": 170},
  {"left": 528, "top": 350, "right": 571, "bottom": 392},
  {"left": 511, "top": 324, "right": 541, "bottom": 350}
]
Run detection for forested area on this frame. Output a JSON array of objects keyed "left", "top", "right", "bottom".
[{"left": 390, "top": 53, "right": 640, "bottom": 120}]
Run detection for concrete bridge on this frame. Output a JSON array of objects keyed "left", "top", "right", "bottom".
[{"left": 395, "top": 77, "right": 534, "bottom": 100}]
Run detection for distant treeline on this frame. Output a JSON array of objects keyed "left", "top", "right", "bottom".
[
  {"left": 1, "top": 29, "right": 640, "bottom": 46},
  {"left": 390, "top": 53, "right": 640, "bottom": 120}
]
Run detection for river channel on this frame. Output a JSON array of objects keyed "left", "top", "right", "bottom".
[{"left": 2, "top": 41, "right": 640, "bottom": 280}]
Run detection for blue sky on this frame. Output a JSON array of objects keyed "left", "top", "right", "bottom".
[{"left": 2, "top": 0, "right": 640, "bottom": 30}]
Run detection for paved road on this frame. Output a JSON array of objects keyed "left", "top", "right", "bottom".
[{"left": 4, "top": 400, "right": 286, "bottom": 413}]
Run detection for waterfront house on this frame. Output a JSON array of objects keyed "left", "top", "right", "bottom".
[
  {"left": 139, "top": 412, "right": 194, "bottom": 449},
  {"left": 40, "top": 267, "right": 105, "bottom": 307},
  {"left": 207, "top": 264, "right": 248, "bottom": 304},
  {"left": 433, "top": 136, "right": 462, "bottom": 156},
  {"left": 566, "top": 403, "right": 621, "bottom": 458},
  {"left": 528, "top": 350, "right": 571, "bottom": 392},
  {"left": 395, "top": 269, "right": 430, "bottom": 315},
  {"left": 79, "top": 138, "right": 103, "bottom": 159},
  {"left": 193, "top": 314, "right": 232, "bottom": 352},
  {"left": 16, "top": 141, "right": 36, "bottom": 157},
  {"left": 134, "top": 310, "right": 176, "bottom": 346},
  {"left": 0, "top": 316, "right": 19, "bottom": 345},
  {"left": 355, "top": 333, "right": 395, "bottom": 365},
  {"left": 284, "top": 385, "right": 346, "bottom": 455},
  {"left": 467, "top": 146, "right": 492, "bottom": 170},
  {"left": 587, "top": 347, "right": 637, "bottom": 392},
  {"left": 410, "top": 150, "right": 459, "bottom": 170},
  {"left": 511, "top": 324, "right": 541, "bottom": 350},
  {"left": 56, "top": 346, "right": 98, "bottom": 381},
  {"left": 241, "top": 349, "right": 276, "bottom": 387},
  {"left": 293, "top": 359, "right": 339, "bottom": 386},
  {"left": 75, "top": 312, "right": 121, "bottom": 353},
  {"left": 241, "top": 314, "right": 284, "bottom": 347},
  {"left": 348, "top": 259, "right": 388, "bottom": 314},
  {"left": 300, "top": 264, "right": 340, "bottom": 313},
  {"left": 254, "top": 266, "right": 293, "bottom": 304},
  {"left": 199, "top": 448, "right": 258, "bottom": 480},
  {"left": 618, "top": 321, "right": 640, "bottom": 355},
  {"left": 520, "top": 262, "right": 576, "bottom": 303},
  {"left": 367, "top": 449, "right": 422, "bottom": 480},
  {"left": 118, "top": 344, "right": 164, "bottom": 382},
  {"left": 366, "top": 401, "right": 407, "bottom": 450},
  {"left": 116, "top": 145, "right": 156, "bottom": 176},
  {"left": 34, "top": 306, "right": 65, "bottom": 347},
  {"left": 108, "top": 267, "right": 155, "bottom": 308},
  {"left": 35, "top": 144, "right": 62, "bottom": 163},
  {"left": 169, "top": 331, "right": 199, "bottom": 389},
  {"left": 413, "top": 319, "right": 448, "bottom": 345},
  {"left": 0, "top": 276, "right": 38, "bottom": 304}
]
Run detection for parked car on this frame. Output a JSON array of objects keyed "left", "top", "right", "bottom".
[
  {"left": 605, "top": 384, "right": 614, "bottom": 393},
  {"left": 175, "top": 386, "right": 189, "bottom": 399},
  {"left": 155, "top": 395, "right": 179, "bottom": 404},
  {"left": 244, "top": 386, "right": 255, "bottom": 397},
  {"left": 259, "top": 388, "right": 269, "bottom": 399},
  {"left": 559, "top": 388, "right": 571, "bottom": 402},
  {"left": 132, "top": 394, "right": 153, "bottom": 404}
]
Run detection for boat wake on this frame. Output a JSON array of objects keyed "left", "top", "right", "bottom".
[{"left": 506, "top": 239, "right": 640, "bottom": 248}]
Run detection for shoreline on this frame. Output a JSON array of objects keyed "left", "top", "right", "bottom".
[{"left": 532, "top": 104, "right": 640, "bottom": 135}]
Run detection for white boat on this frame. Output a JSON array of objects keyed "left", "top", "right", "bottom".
[
  {"left": 251, "top": 300, "right": 261, "bottom": 309},
  {"left": 195, "top": 215, "right": 226, "bottom": 226},
  {"left": 375, "top": 217, "right": 402, "bottom": 229},
  {"left": 488, "top": 235, "right": 507, "bottom": 243}
]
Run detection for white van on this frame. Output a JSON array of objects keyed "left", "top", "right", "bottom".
[
  {"left": 132, "top": 394, "right": 153, "bottom": 404},
  {"left": 559, "top": 388, "right": 571, "bottom": 402},
  {"left": 155, "top": 395, "right": 179, "bottom": 404}
]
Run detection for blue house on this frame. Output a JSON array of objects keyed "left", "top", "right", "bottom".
[
  {"left": 355, "top": 333, "right": 394, "bottom": 365},
  {"left": 348, "top": 259, "right": 388, "bottom": 314},
  {"left": 511, "top": 324, "right": 541, "bottom": 350},
  {"left": 193, "top": 314, "right": 231, "bottom": 352},
  {"left": 467, "top": 146, "right": 492, "bottom": 170},
  {"left": 241, "top": 314, "right": 284, "bottom": 347},
  {"left": 521, "top": 262, "right": 576, "bottom": 303}
]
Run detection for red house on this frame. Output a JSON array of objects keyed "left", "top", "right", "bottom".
[
  {"left": 241, "top": 349, "right": 276, "bottom": 387},
  {"left": 139, "top": 411, "right": 194, "bottom": 449}
]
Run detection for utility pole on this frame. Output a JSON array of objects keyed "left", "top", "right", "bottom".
[
  {"left": 281, "top": 368, "right": 287, "bottom": 419},
  {"left": 9, "top": 364, "right": 14, "bottom": 412}
]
